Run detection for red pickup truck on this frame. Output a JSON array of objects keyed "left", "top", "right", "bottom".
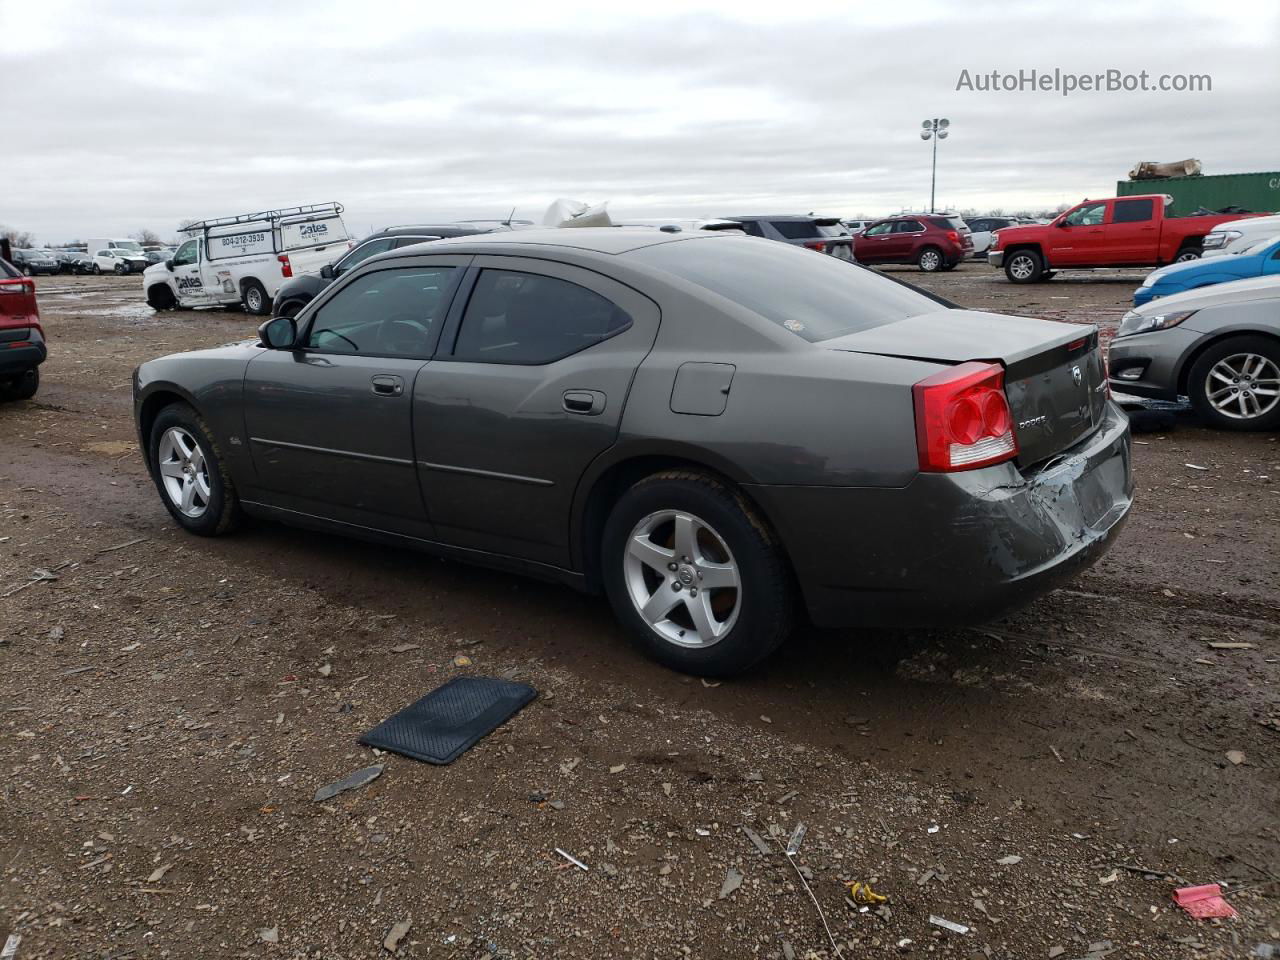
[{"left": 988, "top": 195, "right": 1263, "bottom": 283}]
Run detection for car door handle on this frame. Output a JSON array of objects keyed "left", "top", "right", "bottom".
[
  {"left": 371, "top": 374, "right": 404, "bottom": 397},
  {"left": 563, "top": 390, "right": 605, "bottom": 415}
]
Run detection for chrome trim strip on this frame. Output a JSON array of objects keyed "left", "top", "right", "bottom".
[
  {"left": 417, "top": 460, "right": 554, "bottom": 487},
  {"left": 250, "top": 437, "right": 414, "bottom": 467}
]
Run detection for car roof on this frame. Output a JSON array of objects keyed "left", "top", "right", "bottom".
[
  {"left": 723, "top": 215, "right": 825, "bottom": 222},
  {"left": 420, "top": 227, "right": 699, "bottom": 255},
  {"left": 373, "top": 224, "right": 493, "bottom": 238}
]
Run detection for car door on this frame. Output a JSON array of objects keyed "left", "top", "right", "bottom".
[
  {"left": 855, "top": 220, "right": 896, "bottom": 262},
  {"left": 168, "top": 238, "right": 211, "bottom": 306},
  {"left": 1048, "top": 201, "right": 1108, "bottom": 265},
  {"left": 1106, "top": 198, "right": 1158, "bottom": 263},
  {"left": 413, "top": 256, "right": 660, "bottom": 568},
  {"left": 240, "top": 256, "right": 469, "bottom": 536},
  {"left": 889, "top": 219, "right": 926, "bottom": 261}
]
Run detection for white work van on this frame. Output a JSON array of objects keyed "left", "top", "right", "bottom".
[{"left": 142, "top": 203, "right": 350, "bottom": 315}]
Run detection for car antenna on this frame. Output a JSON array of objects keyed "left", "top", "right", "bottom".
[{"left": 504, "top": 206, "right": 516, "bottom": 227}]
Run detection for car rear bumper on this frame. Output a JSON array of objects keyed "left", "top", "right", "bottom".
[
  {"left": 0, "top": 341, "right": 47, "bottom": 374},
  {"left": 746, "top": 402, "right": 1133, "bottom": 628},
  {"left": 987, "top": 250, "right": 1005, "bottom": 268}
]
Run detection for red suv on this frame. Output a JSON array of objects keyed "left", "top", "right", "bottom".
[
  {"left": 853, "top": 214, "right": 973, "bottom": 272},
  {"left": 0, "top": 257, "right": 45, "bottom": 401}
]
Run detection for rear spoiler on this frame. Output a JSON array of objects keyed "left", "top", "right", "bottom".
[{"left": 814, "top": 217, "right": 843, "bottom": 227}]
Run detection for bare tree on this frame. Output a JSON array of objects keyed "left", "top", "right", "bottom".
[
  {"left": 1, "top": 225, "right": 37, "bottom": 248},
  {"left": 132, "top": 228, "right": 163, "bottom": 247}
]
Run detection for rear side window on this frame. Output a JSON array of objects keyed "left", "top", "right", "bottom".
[
  {"left": 771, "top": 220, "right": 822, "bottom": 240},
  {"left": 895, "top": 220, "right": 925, "bottom": 233},
  {"left": 452, "top": 269, "right": 632, "bottom": 365},
  {"left": 631, "top": 236, "right": 944, "bottom": 343},
  {"left": 0, "top": 258, "right": 17, "bottom": 279},
  {"left": 734, "top": 220, "right": 766, "bottom": 238},
  {"left": 1112, "top": 199, "right": 1155, "bottom": 223}
]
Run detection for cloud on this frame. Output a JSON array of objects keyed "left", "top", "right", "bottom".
[{"left": 3, "top": 0, "right": 1277, "bottom": 241}]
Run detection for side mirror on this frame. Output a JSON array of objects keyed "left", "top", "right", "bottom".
[
  {"left": 258, "top": 316, "right": 298, "bottom": 350},
  {"left": 1055, "top": 220, "right": 1070, "bottom": 228},
  {"left": 320, "top": 264, "right": 335, "bottom": 280},
  {"left": 165, "top": 260, "right": 175, "bottom": 271}
]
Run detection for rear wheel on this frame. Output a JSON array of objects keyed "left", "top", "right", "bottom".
[
  {"left": 602, "top": 471, "right": 793, "bottom": 677},
  {"left": 20, "top": 265, "right": 31, "bottom": 277},
  {"left": 940, "top": 260, "right": 957, "bottom": 272},
  {"left": 241, "top": 280, "right": 269, "bottom": 316},
  {"left": 1, "top": 368, "right": 38, "bottom": 402},
  {"left": 917, "top": 246, "right": 943, "bottom": 272},
  {"left": 1188, "top": 335, "right": 1280, "bottom": 431},
  {"left": 147, "top": 404, "right": 242, "bottom": 535},
  {"left": 1004, "top": 248, "right": 1044, "bottom": 283}
]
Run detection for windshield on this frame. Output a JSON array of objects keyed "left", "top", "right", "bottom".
[{"left": 630, "top": 236, "right": 945, "bottom": 342}]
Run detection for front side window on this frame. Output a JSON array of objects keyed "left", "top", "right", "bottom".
[
  {"left": 1112, "top": 199, "right": 1155, "bottom": 224},
  {"left": 452, "top": 269, "right": 632, "bottom": 365},
  {"left": 335, "top": 237, "right": 397, "bottom": 275},
  {"left": 1062, "top": 203, "right": 1106, "bottom": 227},
  {"left": 306, "top": 266, "right": 455, "bottom": 357},
  {"left": 862, "top": 221, "right": 894, "bottom": 237},
  {"left": 172, "top": 240, "right": 197, "bottom": 266}
]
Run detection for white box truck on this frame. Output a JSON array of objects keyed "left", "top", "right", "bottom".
[{"left": 142, "top": 203, "right": 351, "bottom": 314}]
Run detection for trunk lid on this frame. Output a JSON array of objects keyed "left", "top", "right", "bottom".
[{"left": 823, "top": 309, "right": 1108, "bottom": 466}]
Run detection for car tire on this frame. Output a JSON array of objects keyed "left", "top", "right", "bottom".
[
  {"left": 1, "top": 368, "right": 38, "bottom": 402},
  {"left": 20, "top": 265, "right": 31, "bottom": 277},
  {"left": 276, "top": 298, "right": 306, "bottom": 319},
  {"left": 147, "top": 403, "right": 242, "bottom": 536},
  {"left": 146, "top": 285, "right": 177, "bottom": 311},
  {"left": 601, "top": 470, "right": 794, "bottom": 677},
  {"left": 940, "top": 260, "right": 957, "bottom": 271},
  {"left": 1187, "top": 335, "right": 1280, "bottom": 432},
  {"left": 1004, "top": 248, "right": 1044, "bottom": 283},
  {"left": 1174, "top": 245, "right": 1202, "bottom": 263},
  {"left": 916, "top": 246, "right": 943, "bottom": 272},
  {"left": 114, "top": 263, "right": 126, "bottom": 276},
  {"left": 241, "top": 280, "right": 270, "bottom": 316},
  {"left": 92, "top": 264, "right": 101, "bottom": 275}
]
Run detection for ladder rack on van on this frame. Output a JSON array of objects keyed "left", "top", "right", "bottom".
[{"left": 182, "top": 202, "right": 345, "bottom": 233}]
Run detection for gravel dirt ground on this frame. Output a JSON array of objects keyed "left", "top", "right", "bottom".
[{"left": 1, "top": 265, "right": 1277, "bottom": 959}]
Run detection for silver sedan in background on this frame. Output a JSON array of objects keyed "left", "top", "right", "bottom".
[{"left": 1109, "top": 274, "right": 1280, "bottom": 430}]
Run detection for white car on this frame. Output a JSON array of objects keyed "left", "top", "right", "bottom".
[
  {"left": 143, "top": 203, "right": 350, "bottom": 315},
  {"left": 964, "top": 216, "right": 1022, "bottom": 258},
  {"left": 92, "top": 247, "right": 149, "bottom": 275},
  {"left": 1202, "top": 213, "right": 1280, "bottom": 258}
]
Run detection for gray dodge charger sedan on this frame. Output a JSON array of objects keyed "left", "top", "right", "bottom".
[{"left": 133, "top": 229, "right": 1133, "bottom": 676}]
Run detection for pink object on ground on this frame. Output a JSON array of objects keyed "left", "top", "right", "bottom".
[{"left": 1173, "top": 884, "right": 1237, "bottom": 919}]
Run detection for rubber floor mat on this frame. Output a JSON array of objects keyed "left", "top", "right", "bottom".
[{"left": 359, "top": 676, "right": 536, "bottom": 765}]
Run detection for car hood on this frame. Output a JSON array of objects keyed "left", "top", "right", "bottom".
[
  {"left": 1130, "top": 273, "right": 1280, "bottom": 316},
  {"left": 143, "top": 263, "right": 171, "bottom": 280}
]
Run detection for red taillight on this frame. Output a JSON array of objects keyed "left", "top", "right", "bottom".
[
  {"left": 0, "top": 279, "right": 35, "bottom": 295},
  {"left": 804, "top": 240, "right": 826, "bottom": 252},
  {"left": 278, "top": 254, "right": 293, "bottom": 278},
  {"left": 6, "top": 341, "right": 32, "bottom": 349},
  {"left": 913, "top": 361, "right": 1019, "bottom": 472},
  {"left": 946, "top": 230, "right": 960, "bottom": 244}
]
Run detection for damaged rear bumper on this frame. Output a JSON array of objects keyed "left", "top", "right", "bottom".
[{"left": 746, "top": 402, "right": 1133, "bottom": 628}]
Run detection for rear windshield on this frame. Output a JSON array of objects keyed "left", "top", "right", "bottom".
[
  {"left": 929, "top": 216, "right": 968, "bottom": 231},
  {"left": 770, "top": 220, "right": 824, "bottom": 240},
  {"left": 817, "top": 224, "right": 849, "bottom": 237},
  {"left": 630, "top": 236, "right": 945, "bottom": 342}
]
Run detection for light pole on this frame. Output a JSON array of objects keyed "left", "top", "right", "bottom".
[{"left": 920, "top": 118, "right": 950, "bottom": 214}]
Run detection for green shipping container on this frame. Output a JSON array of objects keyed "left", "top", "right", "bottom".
[{"left": 1116, "top": 171, "right": 1280, "bottom": 217}]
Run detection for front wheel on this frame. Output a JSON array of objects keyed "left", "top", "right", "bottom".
[
  {"left": 146, "top": 285, "right": 177, "bottom": 311},
  {"left": 1187, "top": 336, "right": 1280, "bottom": 431},
  {"left": 1174, "top": 246, "right": 1202, "bottom": 263},
  {"left": 92, "top": 264, "right": 101, "bottom": 275},
  {"left": 147, "top": 404, "right": 242, "bottom": 535},
  {"left": 114, "top": 263, "right": 127, "bottom": 275},
  {"left": 602, "top": 471, "right": 794, "bottom": 677},
  {"left": 241, "top": 280, "right": 270, "bottom": 316},
  {"left": 1004, "top": 249, "right": 1044, "bottom": 283},
  {"left": 916, "top": 246, "right": 943, "bottom": 272}
]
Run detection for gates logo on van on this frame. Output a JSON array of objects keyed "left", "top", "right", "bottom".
[{"left": 299, "top": 223, "right": 329, "bottom": 238}]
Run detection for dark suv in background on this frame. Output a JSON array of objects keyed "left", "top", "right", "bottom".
[
  {"left": 721, "top": 215, "right": 855, "bottom": 261},
  {"left": 271, "top": 223, "right": 501, "bottom": 318},
  {"left": 854, "top": 214, "right": 973, "bottom": 271}
]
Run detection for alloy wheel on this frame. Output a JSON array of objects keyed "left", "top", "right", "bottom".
[
  {"left": 1009, "top": 255, "right": 1035, "bottom": 280},
  {"left": 1205, "top": 353, "right": 1280, "bottom": 420},
  {"left": 920, "top": 250, "right": 941, "bottom": 271},
  {"left": 157, "top": 426, "right": 212, "bottom": 517},
  {"left": 623, "top": 509, "right": 741, "bottom": 648}
]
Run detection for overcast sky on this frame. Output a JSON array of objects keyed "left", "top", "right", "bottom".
[{"left": 3, "top": 0, "right": 1277, "bottom": 242}]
